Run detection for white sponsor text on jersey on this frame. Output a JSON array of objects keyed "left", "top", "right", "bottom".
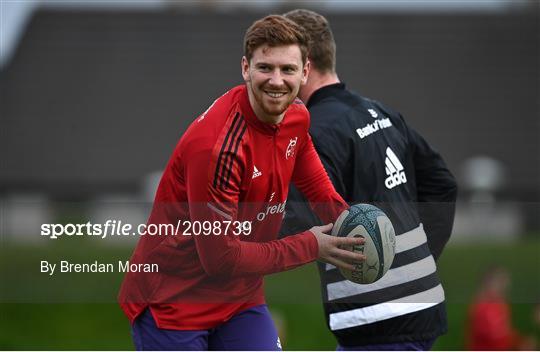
[{"left": 356, "top": 118, "right": 392, "bottom": 139}]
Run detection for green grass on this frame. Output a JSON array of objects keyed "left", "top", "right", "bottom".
[
  {"left": 433, "top": 239, "right": 540, "bottom": 350},
  {"left": 0, "top": 304, "right": 130, "bottom": 350},
  {"left": 1, "top": 238, "right": 539, "bottom": 350}
]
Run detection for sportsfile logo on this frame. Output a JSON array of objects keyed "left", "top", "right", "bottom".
[{"left": 384, "top": 147, "right": 407, "bottom": 189}]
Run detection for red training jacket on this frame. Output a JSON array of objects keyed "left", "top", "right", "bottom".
[{"left": 118, "top": 85, "right": 347, "bottom": 330}]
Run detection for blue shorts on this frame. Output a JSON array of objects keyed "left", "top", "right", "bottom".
[
  {"left": 337, "top": 338, "right": 436, "bottom": 351},
  {"left": 131, "top": 305, "right": 282, "bottom": 350}
]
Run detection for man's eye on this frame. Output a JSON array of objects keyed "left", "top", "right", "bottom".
[
  {"left": 283, "top": 67, "right": 296, "bottom": 74},
  {"left": 258, "top": 66, "right": 270, "bottom": 72}
]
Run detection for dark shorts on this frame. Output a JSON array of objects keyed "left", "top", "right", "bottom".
[
  {"left": 337, "top": 338, "right": 436, "bottom": 351},
  {"left": 131, "top": 305, "right": 281, "bottom": 351}
]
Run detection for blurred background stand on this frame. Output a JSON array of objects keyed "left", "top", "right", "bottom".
[
  {"left": 1, "top": 193, "right": 53, "bottom": 243},
  {"left": 451, "top": 156, "right": 525, "bottom": 243}
]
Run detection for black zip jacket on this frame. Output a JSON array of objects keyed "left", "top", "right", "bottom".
[{"left": 281, "top": 83, "right": 458, "bottom": 346}]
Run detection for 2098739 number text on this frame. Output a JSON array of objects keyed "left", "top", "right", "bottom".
[{"left": 182, "top": 221, "right": 252, "bottom": 236}]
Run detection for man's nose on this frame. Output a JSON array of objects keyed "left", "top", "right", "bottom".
[{"left": 268, "top": 69, "right": 284, "bottom": 87}]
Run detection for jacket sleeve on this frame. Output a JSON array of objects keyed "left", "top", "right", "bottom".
[
  {"left": 406, "top": 121, "right": 458, "bottom": 260},
  {"left": 185, "top": 145, "right": 319, "bottom": 278},
  {"left": 289, "top": 134, "right": 349, "bottom": 226}
]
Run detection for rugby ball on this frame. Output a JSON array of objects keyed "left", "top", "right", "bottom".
[{"left": 332, "top": 204, "right": 396, "bottom": 284}]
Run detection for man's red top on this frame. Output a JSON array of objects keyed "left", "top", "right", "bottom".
[
  {"left": 467, "top": 296, "right": 519, "bottom": 350},
  {"left": 118, "top": 85, "right": 347, "bottom": 330}
]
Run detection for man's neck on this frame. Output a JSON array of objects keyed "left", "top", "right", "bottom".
[{"left": 299, "top": 70, "right": 340, "bottom": 104}]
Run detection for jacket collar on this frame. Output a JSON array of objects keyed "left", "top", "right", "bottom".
[{"left": 306, "top": 82, "right": 346, "bottom": 109}]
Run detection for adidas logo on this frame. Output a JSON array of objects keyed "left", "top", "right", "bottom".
[
  {"left": 252, "top": 165, "right": 262, "bottom": 179},
  {"left": 384, "top": 147, "right": 407, "bottom": 189}
]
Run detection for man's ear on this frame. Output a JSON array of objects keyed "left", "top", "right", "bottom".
[
  {"left": 302, "top": 59, "right": 311, "bottom": 85},
  {"left": 241, "top": 56, "right": 250, "bottom": 82}
]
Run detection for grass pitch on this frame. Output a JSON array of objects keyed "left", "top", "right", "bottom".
[{"left": 1, "top": 238, "right": 539, "bottom": 349}]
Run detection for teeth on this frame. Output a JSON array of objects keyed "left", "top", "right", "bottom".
[{"left": 266, "top": 92, "right": 285, "bottom": 98}]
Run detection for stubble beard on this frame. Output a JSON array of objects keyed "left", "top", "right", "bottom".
[
  {"left": 256, "top": 83, "right": 296, "bottom": 121},
  {"left": 245, "top": 71, "right": 301, "bottom": 123}
]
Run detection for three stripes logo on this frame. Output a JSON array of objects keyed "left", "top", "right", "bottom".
[
  {"left": 384, "top": 147, "right": 407, "bottom": 189},
  {"left": 252, "top": 165, "right": 262, "bottom": 179},
  {"left": 213, "top": 113, "right": 247, "bottom": 190}
]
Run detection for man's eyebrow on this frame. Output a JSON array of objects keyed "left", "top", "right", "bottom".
[
  {"left": 282, "top": 64, "right": 299, "bottom": 69},
  {"left": 254, "top": 62, "right": 299, "bottom": 69}
]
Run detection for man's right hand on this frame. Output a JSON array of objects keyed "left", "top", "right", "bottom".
[{"left": 310, "top": 223, "right": 366, "bottom": 271}]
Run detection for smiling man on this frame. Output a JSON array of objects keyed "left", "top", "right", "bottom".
[
  {"left": 242, "top": 44, "right": 302, "bottom": 123},
  {"left": 118, "top": 15, "right": 365, "bottom": 350}
]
